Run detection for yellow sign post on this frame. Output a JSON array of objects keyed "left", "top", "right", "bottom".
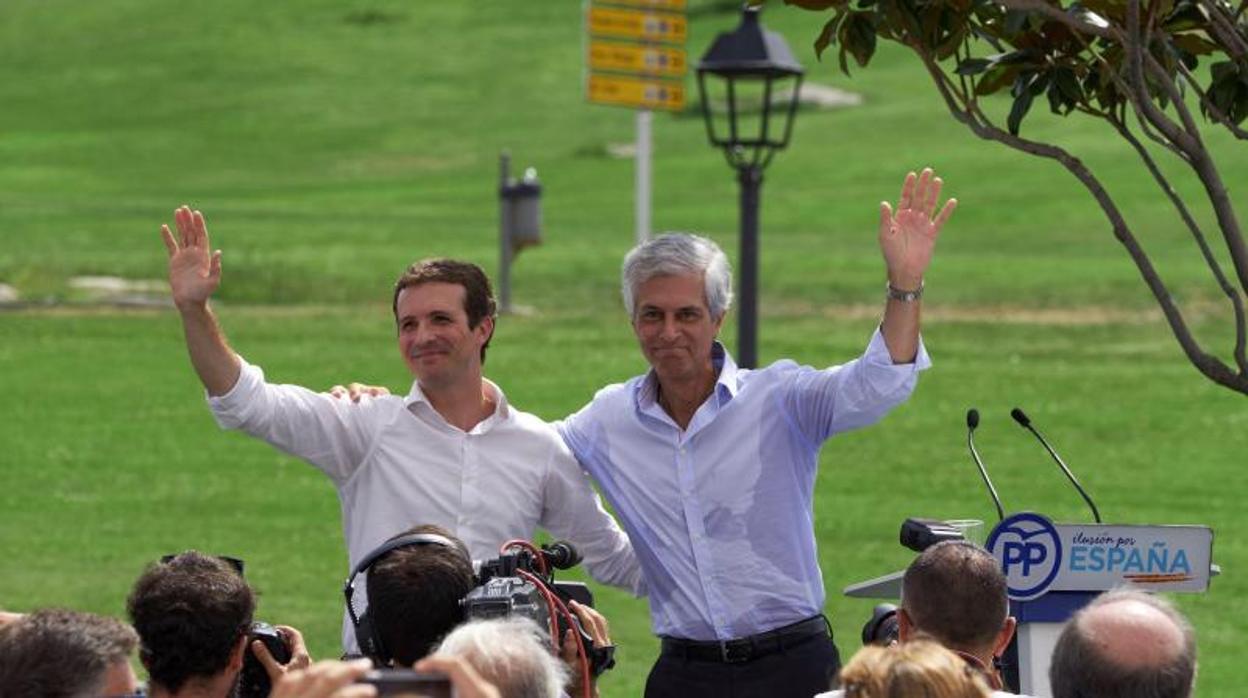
[{"left": 584, "top": 0, "right": 688, "bottom": 242}]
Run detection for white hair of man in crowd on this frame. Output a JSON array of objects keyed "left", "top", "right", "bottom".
[{"left": 434, "top": 617, "right": 568, "bottom": 698}]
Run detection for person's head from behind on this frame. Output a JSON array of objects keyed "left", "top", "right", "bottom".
[
  {"left": 364, "top": 524, "right": 475, "bottom": 667},
  {"left": 838, "top": 639, "right": 991, "bottom": 698},
  {"left": 1049, "top": 588, "right": 1196, "bottom": 698},
  {"left": 435, "top": 617, "right": 567, "bottom": 698},
  {"left": 900, "top": 540, "right": 1015, "bottom": 664},
  {"left": 126, "top": 551, "right": 255, "bottom": 696},
  {"left": 392, "top": 259, "right": 497, "bottom": 386},
  {"left": 621, "top": 233, "right": 732, "bottom": 383},
  {"left": 0, "top": 608, "right": 139, "bottom": 698}
]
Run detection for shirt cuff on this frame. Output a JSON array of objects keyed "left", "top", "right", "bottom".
[
  {"left": 865, "top": 326, "right": 931, "bottom": 369},
  {"left": 206, "top": 357, "right": 263, "bottom": 429}
]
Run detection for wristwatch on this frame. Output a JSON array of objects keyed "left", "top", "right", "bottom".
[{"left": 886, "top": 280, "right": 924, "bottom": 302}]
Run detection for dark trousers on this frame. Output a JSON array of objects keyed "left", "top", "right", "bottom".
[{"left": 644, "top": 632, "right": 841, "bottom": 698}]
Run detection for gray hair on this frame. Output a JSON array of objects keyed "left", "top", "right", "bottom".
[
  {"left": 436, "top": 618, "right": 568, "bottom": 698},
  {"left": 1050, "top": 589, "right": 1197, "bottom": 698},
  {"left": 0, "top": 608, "right": 138, "bottom": 698},
  {"left": 621, "top": 233, "right": 733, "bottom": 319}
]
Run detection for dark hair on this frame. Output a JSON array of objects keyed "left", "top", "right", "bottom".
[
  {"left": 901, "top": 541, "right": 1009, "bottom": 653},
  {"left": 392, "top": 259, "right": 498, "bottom": 362},
  {"left": 1049, "top": 589, "right": 1196, "bottom": 698},
  {"left": 0, "top": 608, "right": 138, "bottom": 698},
  {"left": 126, "top": 551, "right": 255, "bottom": 694},
  {"left": 367, "top": 524, "right": 475, "bottom": 667}
]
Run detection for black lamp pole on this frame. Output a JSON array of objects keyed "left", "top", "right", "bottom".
[{"left": 697, "top": 6, "right": 803, "bottom": 369}]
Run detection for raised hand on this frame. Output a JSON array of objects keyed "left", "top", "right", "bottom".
[
  {"left": 878, "top": 168, "right": 956, "bottom": 289},
  {"left": 161, "top": 205, "right": 222, "bottom": 310}
]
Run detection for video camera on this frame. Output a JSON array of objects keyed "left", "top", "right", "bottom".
[
  {"left": 464, "top": 539, "right": 616, "bottom": 677},
  {"left": 859, "top": 518, "right": 975, "bottom": 647}
]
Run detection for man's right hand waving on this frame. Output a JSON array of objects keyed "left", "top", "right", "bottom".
[{"left": 161, "top": 205, "right": 222, "bottom": 311}]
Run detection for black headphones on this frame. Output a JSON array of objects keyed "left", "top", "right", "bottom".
[{"left": 342, "top": 532, "right": 468, "bottom": 664}]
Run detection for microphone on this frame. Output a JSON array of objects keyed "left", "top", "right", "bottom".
[
  {"left": 1010, "top": 407, "right": 1102, "bottom": 523},
  {"left": 967, "top": 408, "right": 1005, "bottom": 522},
  {"left": 540, "top": 541, "right": 582, "bottom": 570}
]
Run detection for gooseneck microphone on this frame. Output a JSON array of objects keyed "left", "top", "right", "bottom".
[
  {"left": 1010, "top": 407, "right": 1102, "bottom": 523},
  {"left": 967, "top": 408, "right": 1005, "bottom": 521}
]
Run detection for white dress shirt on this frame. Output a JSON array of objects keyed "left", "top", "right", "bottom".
[{"left": 209, "top": 358, "right": 642, "bottom": 649}]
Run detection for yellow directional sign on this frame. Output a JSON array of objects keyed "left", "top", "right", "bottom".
[
  {"left": 588, "top": 73, "right": 685, "bottom": 111},
  {"left": 588, "top": 6, "right": 687, "bottom": 44},
  {"left": 595, "top": 0, "right": 686, "bottom": 9},
  {"left": 589, "top": 41, "right": 686, "bottom": 78}
]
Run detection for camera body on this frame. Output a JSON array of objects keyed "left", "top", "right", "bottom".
[
  {"left": 238, "top": 621, "right": 292, "bottom": 698},
  {"left": 462, "top": 546, "right": 615, "bottom": 676}
]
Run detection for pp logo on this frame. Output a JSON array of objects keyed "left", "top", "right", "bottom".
[{"left": 986, "top": 512, "right": 1062, "bottom": 601}]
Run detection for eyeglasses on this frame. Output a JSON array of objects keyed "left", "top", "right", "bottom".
[{"left": 159, "top": 554, "right": 245, "bottom": 576}]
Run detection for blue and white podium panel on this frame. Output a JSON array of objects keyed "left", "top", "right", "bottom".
[{"left": 986, "top": 512, "right": 1214, "bottom": 697}]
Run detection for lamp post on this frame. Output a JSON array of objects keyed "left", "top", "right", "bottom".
[{"left": 697, "top": 6, "right": 803, "bottom": 368}]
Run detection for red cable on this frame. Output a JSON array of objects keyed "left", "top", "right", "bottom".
[
  {"left": 499, "top": 539, "right": 549, "bottom": 575},
  {"left": 517, "top": 569, "right": 593, "bottom": 698}
]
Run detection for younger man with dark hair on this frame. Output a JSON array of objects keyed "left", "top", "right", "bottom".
[{"left": 160, "top": 208, "right": 641, "bottom": 653}]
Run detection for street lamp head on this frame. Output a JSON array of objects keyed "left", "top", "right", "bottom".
[{"left": 697, "top": 5, "right": 805, "bottom": 171}]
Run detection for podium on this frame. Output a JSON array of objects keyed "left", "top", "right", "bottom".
[{"left": 845, "top": 512, "right": 1216, "bottom": 697}]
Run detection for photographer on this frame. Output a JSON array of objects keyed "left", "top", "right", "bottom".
[
  {"left": 127, "top": 551, "right": 310, "bottom": 698},
  {"left": 352, "top": 525, "right": 615, "bottom": 697},
  {"left": 820, "top": 541, "right": 1024, "bottom": 697},
  {"left": 0, "top": 608, "right": 140, "bottom": 697},
  {"left": 352, "top": 525, "right": 477, "bottom": 667}
]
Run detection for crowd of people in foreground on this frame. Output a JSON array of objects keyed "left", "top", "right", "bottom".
[{"left": 0, "top": 537, "right": 1199, "bottom": 697}]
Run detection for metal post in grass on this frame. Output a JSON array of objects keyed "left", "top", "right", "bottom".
[
  {"left": 498, "top": 151, "right": 542, "bottom": 314},
  {"left": 696, "top": 6, "right": 802, "bottom": 368}
]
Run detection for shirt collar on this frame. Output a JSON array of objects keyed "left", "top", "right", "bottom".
[
  {"left": 404, "top": 378, "right": 510, "bottom": 431},
  {"left": 635, "top": 341, "right": 740, "bottom": 410}
]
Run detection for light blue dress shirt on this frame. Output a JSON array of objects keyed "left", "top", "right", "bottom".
[{"left": 558, "top": 329, "right": 930, "bottom": 641}]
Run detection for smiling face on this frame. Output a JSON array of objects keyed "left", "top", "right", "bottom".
[
  {"left": 632, "top": 273, "right": 724, "bottom": 385},
  {"left": 396, "top": 282, "right": 493, "bottom": 391}
]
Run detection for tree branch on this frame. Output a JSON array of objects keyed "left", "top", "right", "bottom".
[
  {"left": 916, "top": 47, "right": 1248, "bottom": 391},
  {"left": 1197, "top": 0, "right": 1248, "bottom": 59},
  {"left": 1111, "top": 115, "right": 1248, "bottom": 373}
]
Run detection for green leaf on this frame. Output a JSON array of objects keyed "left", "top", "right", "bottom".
[
  {"left": 1004, "top": 8, "right": 1030, "bottom": 34},
  {"left": 956, "top": 57, "right": 994, "bottom": 75},
  {"left": 1171, "top": 33, "right": 1218, "bottom": 56},
  {"left": 814, "top": 14, "right": 842, "bottom": 59},
  {"left": 1054, "top": 66, "right": 1083, "bottom": 103},
  {"left": 1008, "top": 82, "right": 1036, "bottom": 134},
  {"left": 845, "top": 12, "right": 878, "bottom": 67},
  {"left": 975, "top": 63, "right": 1019, "bottom": 95}
]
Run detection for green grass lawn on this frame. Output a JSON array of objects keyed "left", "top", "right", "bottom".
[{"left": 2, "top": 1, "right": 1246, "bottom": 695}]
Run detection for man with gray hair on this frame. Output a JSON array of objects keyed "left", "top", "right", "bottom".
[
  {"left": 1049, "top": 589, "right": 1197, "bottom": 698},
  {"left": 432, "top": 618, "right": 568, "bottom": 698},
  {"left": 558, "top": 169, "right": 956, "bottom": 697},
  {"left": 0, "top": 608, "right": 140, "bottom": 698}
]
